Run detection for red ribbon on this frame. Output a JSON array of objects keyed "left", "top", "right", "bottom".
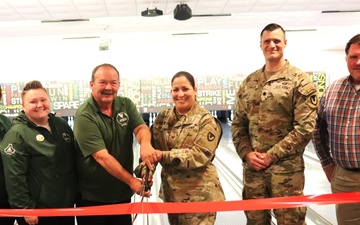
[{"left": 0, "top": 192, "right": 359, "bottom": 217}]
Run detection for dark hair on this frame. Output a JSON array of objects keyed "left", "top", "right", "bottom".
[
  {"left": 0, "top": 85, "right": 2, "bottom": 100},
  {"left": 91, "top": 63, "right": 119, "bottom": 82},
  {"left": 345, "top": 34, "right": 360, "bottom": 55},
  {"left": 21, "top": 80, "right": 47, "bottom": 101},
  {"left": 171, "top": 71, "right": 195, "bottom": 89},
  {"left": 260, "top": 23, "right": 286, "bottom": 38}
]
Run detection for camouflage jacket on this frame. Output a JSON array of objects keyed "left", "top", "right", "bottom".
[
  {"left": 151, "top": 103, "right": 225, "bottom": 202},
  {"left": 231, "top": 61, "right": 319, "bottom": 173}
]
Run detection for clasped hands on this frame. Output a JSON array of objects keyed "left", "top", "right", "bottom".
[
  {"left": 133, "top": 147, "right": 163, "bottom": 197},
  {"left": 245, "top": 151, "right": 272, "bottom": 171}
]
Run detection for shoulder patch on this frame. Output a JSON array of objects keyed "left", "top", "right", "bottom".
[
  {"left": 3, "top": 144, "right": 16, "bottom": 155},
  {"left": 207, "top": 132, "right": 215, "bottom": 142},
  {"left": 310, "top": 94, "right": 318, "bottom": 107}
]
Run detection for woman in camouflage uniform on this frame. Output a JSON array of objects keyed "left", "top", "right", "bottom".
[{"left": 151, "top": 71, "right": 225, "bottom": 225}]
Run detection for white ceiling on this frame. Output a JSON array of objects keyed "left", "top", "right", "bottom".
[{"left": 0, "top": 0, "right": 359, "bottom": 50}]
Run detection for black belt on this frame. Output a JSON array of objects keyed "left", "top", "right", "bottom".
[{"left": 343, "top": 167, "right": 360, "bottom": 172}]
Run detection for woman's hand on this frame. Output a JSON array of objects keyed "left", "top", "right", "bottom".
[{"left": 25, "top": 216, "right": 38, "bottom": 225}]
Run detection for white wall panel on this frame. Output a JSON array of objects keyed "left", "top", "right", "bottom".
[{"left": 0, "top": 30, "right": 349, "bottom": 85}]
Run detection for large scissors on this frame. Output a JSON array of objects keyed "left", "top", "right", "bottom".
[{"left": 132, "top": 166, "right": 151, "bottom": 223}]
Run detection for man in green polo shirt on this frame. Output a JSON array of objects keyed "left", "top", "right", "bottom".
[{"left": 74, "top": 63, "right": 162, "bottom": 225}]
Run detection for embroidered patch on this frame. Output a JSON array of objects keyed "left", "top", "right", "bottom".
[
  {"left": 116, "top": 112, "right": 129, "bottom": 127},
  {"left": 4, "top": 144, "right": 16, "bottom": 155},
  {"left": 207, "top": 132, "right": 215, "bottom": 142},
  {"left": 36, "top": 134, "right": 45, "bottom": 142},
  {"left": 62, "top": 133, "right": 71, "bottom": 143},
  {"left": 310, "top": 94, "right": 318, "bottom": 106}
]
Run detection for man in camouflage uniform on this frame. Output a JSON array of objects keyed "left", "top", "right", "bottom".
[{"left": 231, "top": 23, "right": 319, "bottom": 225}]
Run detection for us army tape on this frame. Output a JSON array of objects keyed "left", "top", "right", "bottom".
[{"left": 1, "top": 192, "right": 360, "bottom": 217}]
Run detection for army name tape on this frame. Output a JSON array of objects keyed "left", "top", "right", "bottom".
[{"left": 0, "top": 192, "right": 359, "bottom": 217}]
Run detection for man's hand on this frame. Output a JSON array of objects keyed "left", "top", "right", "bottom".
[
  {"left": 129, "top": 177, "right": 152, "bottom": 197},
  {"left": 245, "top": 152, "right": 268, "bottom": 171},
  {"left": 323, "top": 164, "right": 335, "bottom": 182},
  {"left": 260, "top": 152, "right": 272, "bottom": 167},
  {"left": 140, "top": 144, "right": 162, "bottom": 170},
  {"left": 140, "top": 143, "right": 156, "bottom": 169}
]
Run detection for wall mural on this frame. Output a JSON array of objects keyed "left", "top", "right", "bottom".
[{"left": 0, "top": 72, "right": 326, "bottom": 117}]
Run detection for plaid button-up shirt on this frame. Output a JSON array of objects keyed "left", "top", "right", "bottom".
[{"left": 313, "top": 75, "right": 360, "bottom": 169}]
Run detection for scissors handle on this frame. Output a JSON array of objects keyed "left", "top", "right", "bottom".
[{"left": 144, "top": 166, "right": 150, "bottom": 191}]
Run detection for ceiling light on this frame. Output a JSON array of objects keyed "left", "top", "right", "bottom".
[
  {"left": 41, "top": 19, "right": 89, "bottom": 23},
  {"left": 322, "top": 10, "right": 360, "bottom": 13}
]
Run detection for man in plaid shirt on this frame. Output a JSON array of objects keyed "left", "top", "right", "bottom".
[{"left": 313, "top": 33, "right": 360, "bottom": 225}]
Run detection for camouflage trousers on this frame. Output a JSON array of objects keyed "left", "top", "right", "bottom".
[
  {"left": 167, "top": 212, "right": 217, "bottom": 225},
  {"left": 243, "top": 168, "right": 306, "bottom": 225}
]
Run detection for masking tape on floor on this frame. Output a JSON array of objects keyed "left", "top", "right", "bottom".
[{"left": 1, "top": 192, "right": 359, "bottom": 217}]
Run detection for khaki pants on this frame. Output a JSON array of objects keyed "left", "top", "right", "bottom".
[{"left": 332, "top": 165, "right": 360, "bottom": 225}]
